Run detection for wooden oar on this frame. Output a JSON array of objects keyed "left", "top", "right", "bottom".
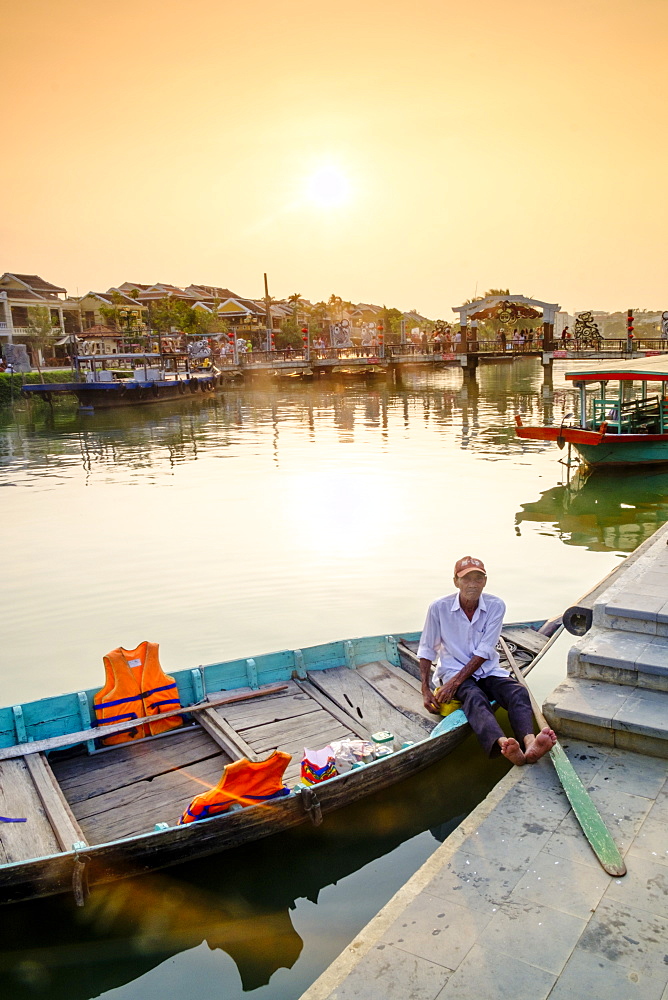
[
  {"left": 499, "top": 637, "right": 626, "bottom": 877},
  {"left": 0, "top": 684, "right": 289, "bottom": 761}
]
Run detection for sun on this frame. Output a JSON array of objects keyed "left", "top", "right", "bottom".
[{"left": 305, "top": 165, "right": 351, "bottom": 209}]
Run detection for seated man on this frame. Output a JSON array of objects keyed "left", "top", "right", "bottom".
[{"left": 418, "top": 556, "right": 556, "bottom": 765}]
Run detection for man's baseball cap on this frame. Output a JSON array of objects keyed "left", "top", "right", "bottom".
[{"left": 454, "top": 556, "right": 486, "bottom": 578}]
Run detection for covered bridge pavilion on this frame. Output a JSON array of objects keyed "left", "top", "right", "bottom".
[{"left": 451, "top": 295, "right": 559, "bottom": 351}]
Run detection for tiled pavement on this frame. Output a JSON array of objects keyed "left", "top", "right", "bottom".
[{"left": 300, "top": 741, "right": 668, "bottom": 1000}]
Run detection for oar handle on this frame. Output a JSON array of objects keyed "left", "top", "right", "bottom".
[{"left": 499, "top": 637, "right": 549, "bottom": 729}]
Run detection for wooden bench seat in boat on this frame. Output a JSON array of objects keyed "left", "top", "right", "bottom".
[{"left": 0, "top": 754, "right": 86, "bottom": 863}]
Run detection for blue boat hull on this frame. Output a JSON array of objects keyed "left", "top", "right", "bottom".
[
  {"left": 22, "top": 375, "right": 221, "bottom": 408},
  {"left": 0, "top": 627, "right": 546, "bottom": 904},
  {"left": 575, "top": 436, "right": 668, "bottom": 466}
]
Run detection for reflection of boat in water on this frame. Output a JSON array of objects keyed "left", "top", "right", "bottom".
[
  {"left": 516, "top": 466, "right": 668, "bottom": 551},
  {"left": 515, "top": 355, "right": 668, "bottom": 466},
  {"left": 0, "top": 732, "right": 512, "bottom": 1000},
  {"left": 22, "top": 353, "right": 223, "bottom": 410},
  {"left": 0, "top": 629, "right": 546, "bottom": 906}
]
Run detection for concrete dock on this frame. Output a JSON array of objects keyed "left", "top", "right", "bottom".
[{"left": 299, "top": 523, "right": 668, "bottom": 1000}]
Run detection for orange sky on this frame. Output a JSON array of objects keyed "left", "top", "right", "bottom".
[{"left": 4, "top": 0, "right": 668, "bottom": 318}]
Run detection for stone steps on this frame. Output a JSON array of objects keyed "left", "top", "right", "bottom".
[
  {"left": 567, "top": 629, "right": 668, "bottom": 692},
  {"left": 543, "top": 521, "right": 668, "bottom": 759},
  {"left": 543, "top": 677, "right": 668, "bottom": 758}
]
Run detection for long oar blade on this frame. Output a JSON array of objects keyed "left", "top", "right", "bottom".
[{"left": 499, "top": 638, "right": 626, "bottom": 877}]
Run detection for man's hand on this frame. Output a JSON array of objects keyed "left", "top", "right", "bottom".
[
  {"left": 435, "top": 677, "right": 460, "bottom": 704},
  {"left": 422, "top": 686, "right": 442, "bottom": 715}
]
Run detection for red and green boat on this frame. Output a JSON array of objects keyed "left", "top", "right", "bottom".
[{"left": 516, "top": 355, "right": 668, "bottom": 467}]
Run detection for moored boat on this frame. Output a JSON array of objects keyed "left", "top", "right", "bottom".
[
  {"left": 0, "top": 624, "right": 550, "bottom": 905},
  {"left": 516, "top": 355, "right": 668, "bottom": 466},
  {"left": 21, "top": 353, "right": 221, "bottom": 409}
]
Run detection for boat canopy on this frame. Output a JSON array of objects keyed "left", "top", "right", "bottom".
[{"left": 566, "top": 355, "right": 668, "bottom": 383}]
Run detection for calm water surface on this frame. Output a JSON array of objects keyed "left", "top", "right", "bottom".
[{"left": 1, "top": 358, "right": 666, "bottom": 999}]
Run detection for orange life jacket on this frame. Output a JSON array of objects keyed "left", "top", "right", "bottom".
[
  {"left": 178, "top": 751, "right": 292, "bottom": 824},
  {"left": 93, "top": 642, "right": 183, "bottom": 746}
]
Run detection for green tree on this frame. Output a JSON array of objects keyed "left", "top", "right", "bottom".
[
  {"left": 276, "top": 315, "right": 304, "bottom": 349},
  {"left": 378, "top": 306, "right": 404, "bottom": 343},
  {"left": 26, "top": 305, "right": 57, "bottom": 382},
  {"left": 307, "top": 301, "right": 329, "bottom": 336}
]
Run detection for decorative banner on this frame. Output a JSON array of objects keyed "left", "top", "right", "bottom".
[
  {"left": 573, "top": 311, "right": 602, "bottom": 348},
  {"left": 470, "top": 300, "right": 541, "bottom": 324},
  {"left": 331, "top": 322, "right": 353, "bottom": 347},
  {"left": 188, "top": 338, "right": 211, "bottom": 359},
  {"left": 360, "top": 322, "right": 377, "bottom": 346}
]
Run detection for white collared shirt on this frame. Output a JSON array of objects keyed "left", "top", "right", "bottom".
[{"left": 417, "top": 591, "right": 507, "bottom": 684}]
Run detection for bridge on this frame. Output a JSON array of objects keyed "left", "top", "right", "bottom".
[{"left": 210, "top": 338, "right": 668, "bottom": 381}]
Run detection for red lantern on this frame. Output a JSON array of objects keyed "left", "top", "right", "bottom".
[{"left": 627, "top": 310, "right": 634, "bottom": 338}]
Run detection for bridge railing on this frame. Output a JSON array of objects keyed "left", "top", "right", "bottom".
[{"left": 556, "top": 338, "right": 668, "bottom": 353}]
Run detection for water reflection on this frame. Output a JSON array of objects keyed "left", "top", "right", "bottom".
[
  {"left": 0, "top": 362, "right": 573, "bottom": 481},
  {"left": 516, "top": 466, "right": 668, "bottom": 551},
  {"left": 2, "top": 360, "right": 668, "bottom": 999},
  {"left": 0, "top": 737, "right": 508, "bottom": 1000}
]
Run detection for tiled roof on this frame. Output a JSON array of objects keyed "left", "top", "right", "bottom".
[
  {"left": 11, "top": 273, "right": 66, "bottom": 294},
  {"left": 3, "top": 288, "right": 43, "bottom": 300},
  {"left": 186, "top": 284, "right": 241, "bottom": 300},
  {"left": 84, "top": 290, "right": 146, "bottom": 308},
  {"left": 137, "top": 284, "right": 201, "bottom": 301},
  {"left": 78, "top": 325, "right": 120, "bottom": 336}
]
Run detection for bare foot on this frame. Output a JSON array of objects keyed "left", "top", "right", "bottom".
[
  {"left": 499, "top": 737, "right": 526, "bottom": 766},
  {"left": 524, "top": 727, "right": 557, "bottom": 764}
]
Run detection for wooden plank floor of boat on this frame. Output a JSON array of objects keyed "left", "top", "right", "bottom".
[{"left": 49, "top": 680, "right": 361, "bottom": 845}]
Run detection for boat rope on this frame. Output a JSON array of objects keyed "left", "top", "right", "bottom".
[
  {"left": 72, "top": 852, "right": 91, "bottom": 908},
  {"left": 0, "top": 816, "right": 26, "bottom": 822},
  {"left": 300, "top": 786, "right": 323, "bottom": 826}
]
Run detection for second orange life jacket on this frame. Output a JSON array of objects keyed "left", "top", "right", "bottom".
[
  {"left": 93, "top": 641, "right": 183, "bottom": 746},
  {"left": 178, "top": 751, "right": 292, "bottom": 824}
]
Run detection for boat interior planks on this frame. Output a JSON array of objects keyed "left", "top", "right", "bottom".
[
  {"left": 0, "top": 759, "right": 61, "bottom": 863},
  {"left": 357, "top": 660, "right": 437, "bottom": 732},
  {"left": 307, "top": 666, "right": 430, "bottom": 746},
  {"left": 196, "top": 709, "right": 260, "bottom": 762},
  {"left": 214, "top": 686, "right": 320, "bottom": 729},
  {"left": 51, "top": 727, "right": 232, "bottom": 843},
  {"left": 49, "top": 681, "right": 364, "bottom": 841},
  {"left": 51, "top": 726, "right": 221, "bottom": 804},
  {"left": 294, "top": 679, "right": 371, "bottom": 739},
  {"left": 501, "top": 625, "right": 548, "bottom": 656},
  {"left": 23, "top": 752, "right": 88, "bottom": 851},
  {"left": 202, "top": 682, "right": 358, "bottom": 785}
]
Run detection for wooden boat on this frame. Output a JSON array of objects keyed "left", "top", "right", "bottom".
[
  {"left": 21, "top": 353, "right": 222, "bottom": 409},
  {"left": 516, "top": 355, "right": 668, "bottom": 466},
  {"left": 0, "top": 625, "right": 550, "bottom": 905}
]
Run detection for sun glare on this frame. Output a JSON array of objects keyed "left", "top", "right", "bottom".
[{"left": 306, "top": 165, "right": 351, "bottom": 209}]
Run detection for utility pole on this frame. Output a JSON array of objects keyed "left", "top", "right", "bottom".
[{"left": 264, "top": 273, "right": 272, "bottom": 352}]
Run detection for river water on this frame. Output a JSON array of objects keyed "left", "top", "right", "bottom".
[{"left": 1, "top": 358, "right": 667, "bottom": 999}]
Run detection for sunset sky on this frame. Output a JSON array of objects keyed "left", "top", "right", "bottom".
[{"left": 4, "top": 0, "right": 668, "bottom": 319}]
